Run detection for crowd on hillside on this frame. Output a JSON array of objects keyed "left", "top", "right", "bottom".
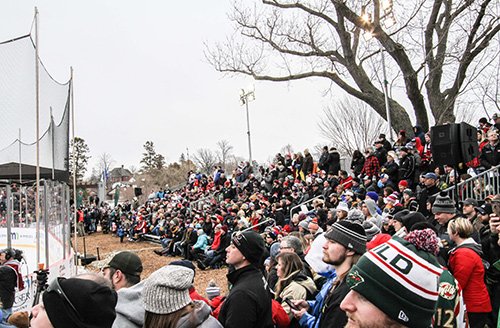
[{"left": 2, "top": 117, "right": 500, "bottom": 328}]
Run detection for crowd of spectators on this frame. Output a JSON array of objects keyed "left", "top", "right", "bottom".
[{"left": 2, "top": 117, "right": 500, "bottom": 327}]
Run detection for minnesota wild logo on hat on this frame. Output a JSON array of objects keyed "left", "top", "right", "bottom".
[{"left": 346, "top": 269, "right": 364, "bottom": 288}]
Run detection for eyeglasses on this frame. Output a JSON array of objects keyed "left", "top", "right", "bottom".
[{"left": 46, "top": 277, "right": 84, "bottom": 322}]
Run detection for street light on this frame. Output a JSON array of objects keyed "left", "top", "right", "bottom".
[
  {"left": 361, "top": 2, "right": 395, "bottom": 142},
  {"left": 240, "top": 87, "right": 255, "bottom": 164}
]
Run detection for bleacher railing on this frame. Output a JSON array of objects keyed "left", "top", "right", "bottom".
[
  {"left": 289, "top": 195, "right": 325, "bottom": 219},
  {"left": 437, "top": 164, "right": 500, "bottom": 202}
]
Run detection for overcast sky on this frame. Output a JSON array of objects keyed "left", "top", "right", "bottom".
[{"left": 0, "top": 1, "right": 335, "bottom": 175}]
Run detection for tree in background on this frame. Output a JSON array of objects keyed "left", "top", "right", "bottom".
[
  {"left": 140, "top": 141, "right": 165, "bottom": 173},
  {"left": 193, "top": 148, "right": 218, "bottom": 174},
  {"left": 207, "top": 0, "right": 499, "bottom": 132},
  {"left": 318, "top": 97, "right": 385, "bottom": 157},
  {"left": 216, "top": 139, "right": 234, "bottom": 171},
  {"left": 69, "top": 137, "right": 90, "bottom": 183}
]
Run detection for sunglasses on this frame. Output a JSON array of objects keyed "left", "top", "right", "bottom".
[{"left": 46, "top": 278, "right": 84, "bottom": 322}]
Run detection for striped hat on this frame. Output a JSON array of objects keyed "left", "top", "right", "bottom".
[
  {"left": 324, "top": 221, "right": 367, "bottom": 254},
  {"left": 346, "top": 236, "right": 443, "bottom": 328},
  {"left": 432, "top": 193, "right": 455, "bottom": 214}
]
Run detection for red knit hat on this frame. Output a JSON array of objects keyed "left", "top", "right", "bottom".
[{"left": 398, "top": 180, "right": 408, "bottom": 188}]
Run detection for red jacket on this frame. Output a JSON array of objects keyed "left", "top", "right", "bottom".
[{"left": 448, "top": 243, "right": 492, "bottom": 313}]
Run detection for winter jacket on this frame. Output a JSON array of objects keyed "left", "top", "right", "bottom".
[
  {"left": 374, "top": 147, "right": 387, "bottom": 166},
  {"left": 193, "top": 233, "right": 209, "bottom": 251},
  {"left": 480, "top": 141, "right": 500, "bottom": 169},
  {"left": 317, "top": 277, "right": 349, "bottom": 328},
  {"left": 398, "top": 153, "right": 416, "bottom": 182},
  {"left": 448, "top": 239, "right": 492, "bottom": 313},
  {"left": 350, "top": 155, "right": 365, "bottom": 176},
  {"left": 176, "top": 300, "right": 222, "bottom": 328},
  {"left": 277, "top": 273, "right": 317, "bottom": 320},
  {"left": 381, "top": 160, "right": 399, "bottom": 184},
  {"left": 364, "top": 199, "right": 383, "bottom": 228},
  {"left": 218, "top": 265, "right": 273, "bottom": 328},
  {"left": 361, "top": 155, "right": 380, "bottom": 179},
  {"left": 112, "top": 281, "right": 144, "bottom": 328},
  {"left": 0, "top": 266, "right": 17, "bottom": 309},
  {"left": 327, "top": 151, "right": 340, "bottom": 176},
  {"left": 318, "top": 151, "right": 330, "bottom": 171},
  {"left": 301, "top": 153, "right": 313, "bottom": 176},
  {"left": 298, "top": 270, "right": 337, "bottom": 328}
]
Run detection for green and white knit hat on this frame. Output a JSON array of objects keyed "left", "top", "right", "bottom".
[{"left": 346, "top": 236, "right": 443, "bottom": 328}]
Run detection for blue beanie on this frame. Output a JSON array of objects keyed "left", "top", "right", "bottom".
[{"left": 366, "top": 191, "right": 379, "bottom": 202}]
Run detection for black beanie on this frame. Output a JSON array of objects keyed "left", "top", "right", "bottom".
[
  {"left": 43, "top": 277, "right": 117, "bottom": 328},
  {"left": 402, "top": 212, "right": 426, "bottom": 232},
  {"left": 324, "top": 220, "right": 367, "bottom": 254},
  {"left": 232, "top": 230, "right": 265, "bottom": 264}
]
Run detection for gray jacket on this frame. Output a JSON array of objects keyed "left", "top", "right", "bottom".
[{"left": 112, "top": 281, "right": 144, "bottom": 328}]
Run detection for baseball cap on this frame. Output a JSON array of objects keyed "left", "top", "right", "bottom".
[
  {"left": 104, "top": 251, "right": 143, "bottom": 277},
  {"left": 462, "top": 198, "right": 478, "bottom": 207},
  {"left": 422, "top": 172, "right": 438, "bottom": 180},
  {"left": 475, "top": 203, "right": 492, "bottom": 215}
]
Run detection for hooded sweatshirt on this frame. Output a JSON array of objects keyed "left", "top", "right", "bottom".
[
  {"left": 364, "top": 199, "right": 383, "bottom": 228},
  {"left": 112, "top": 281, "right": 144, "bottom": 328}
]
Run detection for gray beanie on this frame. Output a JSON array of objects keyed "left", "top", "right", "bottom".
[
  {"left": 362, "top": 221, "right": 381, "bottom": 242},
  {"left": 143, "top": 265, "right": 194, "bottom": 314},
  {"left": 325, "top": 220, "right": 367, "bottom": 254},
  {"left": 431, "top": 194, "right": 455, "bottom": 214}
]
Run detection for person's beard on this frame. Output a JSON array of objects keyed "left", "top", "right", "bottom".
[{"left": 323, "top": 249, "right": 346, "bottom": 266}]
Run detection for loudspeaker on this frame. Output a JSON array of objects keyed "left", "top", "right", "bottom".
[
  {"left": 430, "top": 123, "right": 479, "bottom": 166},
  {"left": 134, "top": 187, "right": 142, "bottom": 197}
]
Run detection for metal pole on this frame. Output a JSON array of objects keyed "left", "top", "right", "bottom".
[
  {"left": 50, "top": 107, "right": 55, "bottom": 180},
  {"left": 34, "top": 7, "right": 41, "bottom": 265},
  {"left": 44, "top": 181, "right": 49, "bottom": 267},
  {"left": 70, "top": 67, "right": 78, "bottom": 271},
  {"left": 245, "top": 98, "right": 253, "bottom": 164},
  {"left": 6, "top": 185, "right": 12, "bottom": 249},
  {"left": 19, "top": 129, "right": 22, "bottom": 220},
  {"left": 380, "top": 47, "right": 393, "bottom": 143}
]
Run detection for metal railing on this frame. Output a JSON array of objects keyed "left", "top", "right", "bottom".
[
  {"left": 437, "top": 164, "right": 500, "bottom": 202},
  {"left": 289, "top": 195, "right": 325, "bottom": 219}
]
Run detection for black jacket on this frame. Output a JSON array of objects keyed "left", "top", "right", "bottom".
[
  {"left": 303, "top": 153, "right": 314, "bottom": 176},
  {"left": 318, "top": 277, "right": 349, "bottom": 328},
  {"left": 480, "top": 142, "right": 500, "bottom": 169},
  {"left": 328, "top": 151, "right": 341, "bottom": 175},
  {"left": 0, "top": 265, "right": 17, "bottom": 309},
  {"left": 218, "top": 265, "right": 273, "bottom": 328}
]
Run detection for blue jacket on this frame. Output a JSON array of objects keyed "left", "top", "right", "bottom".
[
  {"left": 298, "top": 270, "right": 337, "bottom": 328},
  {"left": 193, "top": 233, "right": 209, "bottom": 251}
]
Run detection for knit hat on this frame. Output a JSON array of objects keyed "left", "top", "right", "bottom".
[
  {"left": 169, "top": 260, "right": 196, "bottom": 279},
  {"left": 432, "top": 193, "right": 456, "bottom": 214},
  {"left": 324, "top": 221, "right": 367, "bottom": 254},
  {"left": 403, "top": 188, "right": 414, "bottom": 197},
  {"left": 143, "top": 265, "right": 194, "bottom": 314},
  {"left": 384, "top": 193, "right": 399, "bottom": 204},
  {"left": 387, "top": 151, "right": 397, "bottom": 159},
  {"left": 402, "top": 212, "right": 426, "bottom": 232},
  {"left": 336, "top": 202, "right": 349, "bottom": 213},
  {"left": 398, "top": 180, "right": 408, "bottom": 188},
  {"left": 298, "top": 220, "right": 310, "bottom": 232},
  {"left": 346, "top": 236, "right": 443, "bottom": 328},
  {"left": 232, "top": 230, "right": 265, "bottom": 264},
  {"left": 346, "top": 209, "right": 364, "bottom": 224},
  {"left": 205, "top": 280, "right": 220, "bottom": 300},
  {"left": 362, "top": 221, "right": 381, "bottom": 242},
  {"left": 43, "top": 277, "right": 117, "bottom": 328},
  {"left": 366, "top": 233, "right": 391, "bottom": 250},
  {"left": 366, "top": 191, "right": 379, "bottom": 203},
  {"left": 392, "top": 209, "right": 409, "bottom": 223},
  {"left": 104, "top": 251, "right": 143, "bottom": 277}
]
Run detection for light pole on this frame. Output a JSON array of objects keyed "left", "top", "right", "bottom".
[
  {"left": 240, "top": 88, "right": 255, "bottom": 164},
  {"left": 361, "top": 0, "right": 396, "bottom": 142}
]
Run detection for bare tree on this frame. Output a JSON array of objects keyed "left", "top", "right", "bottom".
[
  {"left": 216, "top": 139, "right": 234, "bottom": 171},
  {"left": 206, "top": 0, "right": 500, "bottom": 133},
  {"left": 193, "top": 148, "right": 218, "bottom": 175},
  {"left": 98, "top": 152, "right": 115, "bottom": 181},
  {"left": 318, "top": 97, "right": 386, "bottom": 157},
  {"left": 280, "top": 144, "right": 294, "bottom": 156},
  {"left": 128, "top": 165, "right": 138, "bottom": 175}
]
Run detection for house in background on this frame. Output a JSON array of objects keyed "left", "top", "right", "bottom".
[{"left": 109, "top": 165, "right": 133, "bottom": 184}]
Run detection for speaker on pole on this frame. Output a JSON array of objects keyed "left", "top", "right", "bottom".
[
  {"left": 430, "top": 122, "right": 479, "bottom": 166},
  {"left": 134, "top": 187, "right": 142, "bottom": 197}
]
